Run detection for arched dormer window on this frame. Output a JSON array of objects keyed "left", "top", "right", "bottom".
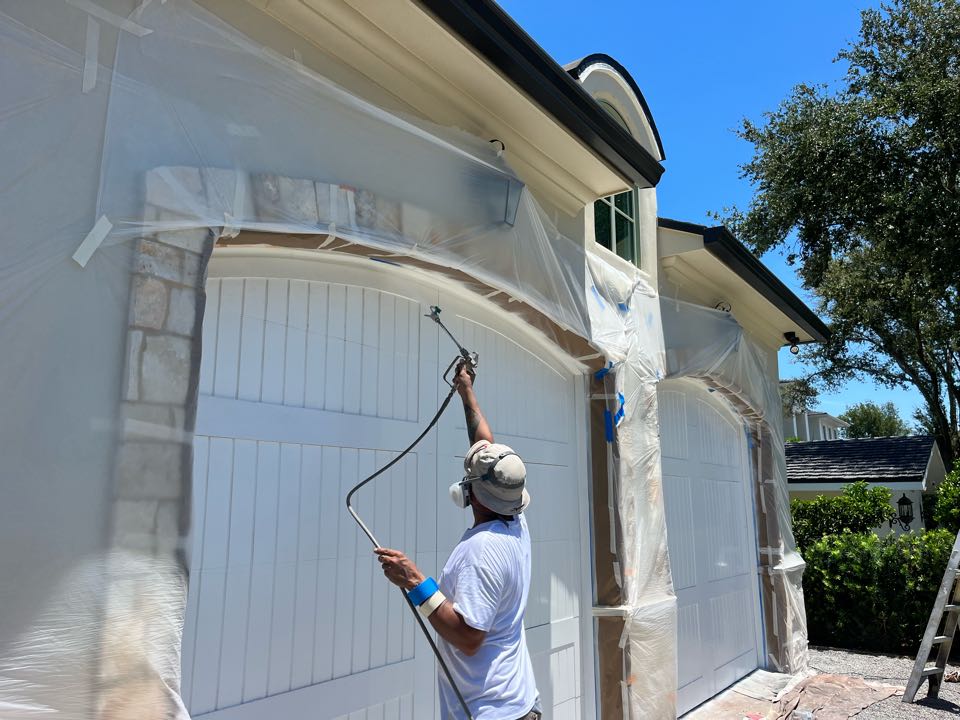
[{"left": 593, "top": 101, "right": 639, "bottom": 264}]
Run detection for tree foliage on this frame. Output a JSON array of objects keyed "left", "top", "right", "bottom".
[
  {"left": 933, "top": 467, "right": 960, "bottom": 533},
  {"left": 791, "top": 481, "right": 896, "bottom": 550},
  {"left": 780, "top": 378, "right": 819, "bottom": 414},
  {"left": 728, "top": 0, "right": 960, "bottom": 468},
  {"left": 839, "top": 400, "right": 910, "bottom": 437}
]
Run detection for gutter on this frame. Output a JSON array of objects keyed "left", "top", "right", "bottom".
[{"left": 416, "top": 0, "right": 665, "bottom": 189}]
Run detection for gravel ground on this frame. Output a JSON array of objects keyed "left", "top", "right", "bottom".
[{"left": 808, "top": 646, "right": 960, "bottom": 719}]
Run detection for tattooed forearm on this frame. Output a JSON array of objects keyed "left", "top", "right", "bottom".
[{"left": 464, "top": 406, "right": 481, "bottom": 444}]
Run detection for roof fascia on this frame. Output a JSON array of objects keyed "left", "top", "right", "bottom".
[
  {"left": 416, "top": 0, "right": 665, "bottom": 188},
  {"left": 700, "top": 225, "right": 829, "bottom": 343}
]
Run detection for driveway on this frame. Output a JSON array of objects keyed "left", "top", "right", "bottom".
[{"left": 808, "top": 646, "right": 960, "bottom": 719}]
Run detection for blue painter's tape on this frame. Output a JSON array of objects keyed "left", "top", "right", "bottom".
[
  {"left": 594, "top": 361, "right": 614, "bottom": 381},
  {"left": 614, "top": 392, "right": 626, "bottom": 426},
  {"left": 604, "top": 410, "right": 614, "bottom": 443},
  {"left": 590, "top": 285, "right": 606, "bottom": 309},
  {"left": 407, "top": 576, "right": 439, "bottom": 606},
  {"left": 370, "top": 256, "right": 403, "bottom": 267},
  {"left": 618, "top": 302, "right": 629, "bottom": 312}
]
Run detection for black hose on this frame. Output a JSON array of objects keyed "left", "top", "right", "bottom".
[{"left": 345, "top": 377, "right": 475, "bottom": 720}]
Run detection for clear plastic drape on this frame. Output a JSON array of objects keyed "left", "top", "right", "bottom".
[
  {"left": 662, "top": 300, "right": 808, "bottom": 674},
  {"left": 0, "top": 1, "right": 802, "bottom": 718}
]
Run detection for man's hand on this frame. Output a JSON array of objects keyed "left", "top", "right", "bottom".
[
  {"left": 375, "top": 548, "right": 425, "bottom": 590},
  {"left": 453, "top": 360, "right": 476, "bottom": 395}
]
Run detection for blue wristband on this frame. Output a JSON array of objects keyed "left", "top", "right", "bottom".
[{"left": 408, "top": 576, "right": 439, "bottom": 606}]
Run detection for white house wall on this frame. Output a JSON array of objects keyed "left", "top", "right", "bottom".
[{"left": 0, "top": 2, "right": 676, "bottom": 718}]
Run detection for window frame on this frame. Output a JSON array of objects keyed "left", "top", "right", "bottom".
[{"left": 593, "top": 187, "right": 639, "bottom": 265}]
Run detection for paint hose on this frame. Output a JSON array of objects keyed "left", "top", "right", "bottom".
[{"left": 345, "top": 307, "right": 476, "bottom": 719}]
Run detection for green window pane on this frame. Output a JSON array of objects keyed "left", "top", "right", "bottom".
[
  {"left": 615, "top": 213, "right": 635, "bottom": 263},
  {"left": 614, "top": 190, "right": 633, "bottom": 218},
  {"left": 594, "top": 201, "right": 612, "bottom": 250}
]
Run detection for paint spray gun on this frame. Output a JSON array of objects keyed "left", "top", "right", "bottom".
[{"left": 425, "top": 305, "right": 479, "bottom": 387}]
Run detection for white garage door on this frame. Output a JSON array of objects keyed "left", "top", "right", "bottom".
[
  {"left": 658, "top": 380, "right": 763, "bottom": 716},
  {"left": 181, "top": 250, "right": 593, "bottom": 720}
]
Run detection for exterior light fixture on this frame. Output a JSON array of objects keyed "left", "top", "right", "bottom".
[
  {"left": 891, "top": 493, "right": 914, "bottom": 531},
  {"left": 784, "top": 331, "right": 800, "bottom": 355}
]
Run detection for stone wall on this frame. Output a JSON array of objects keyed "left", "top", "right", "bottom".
[{"left": 98, "top": 166, "right": 405, "bottom": 719}]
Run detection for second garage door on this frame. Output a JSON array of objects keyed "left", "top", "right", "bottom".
[{"left": 659, "top": 379, "right": 764, "bottom": 716}]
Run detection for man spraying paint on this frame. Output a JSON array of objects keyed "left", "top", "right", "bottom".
[{"left": 375, "top": 362, "right": 542, "bottom": 720}]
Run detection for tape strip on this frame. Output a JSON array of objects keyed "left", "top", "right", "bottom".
[
  {"left": 594, "top": 361, "right": 614, "bottom": 380},
  {"left": 72, "top": 215, "right": 112, "bottom": 267},
  {"left": 82, "top": 18, "right": 99, "bottom": 94},
  {"left": 590, "top": 284, "right": 606, "bottom": 309},
  {"left": 614, "top": 392, "right": 625, "bottom": 426},
  {"left": 65, "top": 0, "right": 152, "bottom": 36},
  {"left": 604, "top": 409, "right": 614, "bottom": 442}
]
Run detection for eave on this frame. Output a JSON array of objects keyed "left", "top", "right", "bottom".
[{"left": 658, "top": 218, "right": 829, "bottom": 346}]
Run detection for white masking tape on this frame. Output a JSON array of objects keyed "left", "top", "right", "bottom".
[
  {"left": 72, "top": 215, "right": 112, "bottom": 267},
  {"left": 65, "top": 0, "right": 152, "bottom": 36},
  {"left": 82, "top": 18, "right": 99, "bottom": 94}
]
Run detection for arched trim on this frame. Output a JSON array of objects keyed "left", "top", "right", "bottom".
[{"left": 566, "top": 54, "right": 666, "bottom": 161}]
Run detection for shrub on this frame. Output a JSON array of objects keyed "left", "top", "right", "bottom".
[
  {"left": 791, "top": 481, "right": 895, "bottom": 551},
  {"left": 933, "top": 468, "right": 960, "bottom": 534},
  {"left": 802, "top": 529, "right": 954, "bottom": 653}
]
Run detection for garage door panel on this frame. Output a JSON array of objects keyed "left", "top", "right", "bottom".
[
  {"left": 703, "top": 482, "right": 750, "bottom": 582},
  {"left": 201, "top": 279, "right": 424, "bottom": 420},
  {"left": 659, "top": 380, "right": 761, "bottom": 716},
  {"left": 662, "top": 473, "right": 697, "bottom": 590},
  {"left": 658, "top": 390, "right": 688, "bottom": 459},
  {"left": 676, "top": 604, "right": 703, "bottom": 689},
  {"left": 527, "top": 538, "right": 580, "bottom": 627}
]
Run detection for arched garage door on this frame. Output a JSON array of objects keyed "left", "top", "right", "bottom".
[
  {"left": 658, "top": 380, "right": 764, "bottom": 716},
  {"left": 180, "top": 249, "right": 593, "bottom": 720}
]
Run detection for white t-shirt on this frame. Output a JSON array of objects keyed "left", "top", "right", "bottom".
[{"left": 436, "top": 514, "right": 538, "bottom": 720}]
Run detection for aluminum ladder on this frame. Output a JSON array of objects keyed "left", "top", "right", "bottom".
[{"left": 904, "top": 528, "right": 960, "bottom": 703}]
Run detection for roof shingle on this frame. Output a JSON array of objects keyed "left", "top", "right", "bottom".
[{"left": 785, "top": 436, "right": 936, "bottom": 484}]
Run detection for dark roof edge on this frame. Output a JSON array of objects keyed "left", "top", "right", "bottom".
[
  {"left": 564, "top": 53, "right": 666, "bottom": 161},
  {"left": 657, "top": 217, "right": 830, "bottom": 344},
  {"left": 416, "top": 0, "right": 665, "bottom": 188},
  {"left": 788, "top": 477, "right": 925, "bottom": 484}
]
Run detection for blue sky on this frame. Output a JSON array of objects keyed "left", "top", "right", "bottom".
[{"left": 497, "top": 0, "right": 925, "bottom": 424}]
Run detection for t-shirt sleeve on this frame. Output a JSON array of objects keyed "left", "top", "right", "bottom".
[{"left": 451, "top": 553, "right": 504, "bottom": 632}]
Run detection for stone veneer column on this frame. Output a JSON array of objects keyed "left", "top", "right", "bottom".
[
  {"left": 99, "top": 166, "right": 216, "bottom": 720},
  {"left": 98, "top": 167, "right": 401, "bottom": 718}
]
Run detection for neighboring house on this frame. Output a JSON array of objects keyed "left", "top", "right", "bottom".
[
  {"left": 1, "top": 4, "right": 830, "bottom": 720},
  {"left": 787, "top": 436, "right": 948, "bottom": 534},
  {"left": 783, "top": 410, "right": 849, "bottom": 442}
]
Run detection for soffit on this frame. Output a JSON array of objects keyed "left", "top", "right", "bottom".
[
  {"left": 659, "top": 233, "right": 817, "bottom": 349},
  {"left": 237, "top": 0, "right": 634, "bottom": 215}
]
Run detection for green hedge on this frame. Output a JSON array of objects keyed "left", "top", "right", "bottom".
[
  {"left": 803, "top": 529, "right": 954, "bottom": 653},
  {"left": 791, "top": 481, "right": 895, "bottom": 551}
]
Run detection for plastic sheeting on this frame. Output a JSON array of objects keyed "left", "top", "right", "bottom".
[
  {"left": 0, "top": 1, "right": 803, "bottom": 718},
  {"left": 662, "top": 300, "right": 808, "bottom": 675}
]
